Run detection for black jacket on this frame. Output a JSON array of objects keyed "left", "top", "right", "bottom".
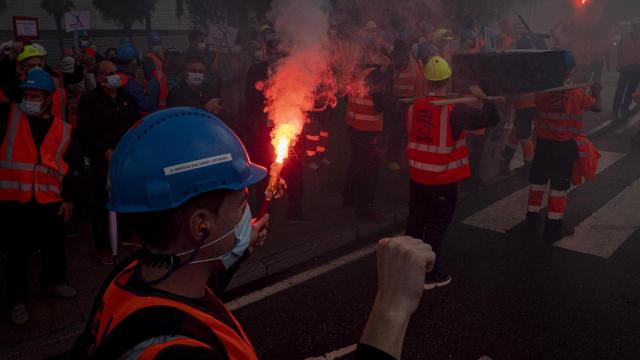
[
  {"left": 166, "top": 79, "right": 221, "bottom": 109},
  {"left": 75, "top": 85, "right": 140, "bottom": 170}
]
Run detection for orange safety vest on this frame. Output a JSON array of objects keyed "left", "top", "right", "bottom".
[
  {"left": 146, "top": 52, "right": 168, "bottom": 109},
  {"left": 572, "top": 135, "right": 600, "bottom": 186},
  {"left": 406, "top": 97, "right": 471, "bottom": 185},
  {"left": 346, "top": 68, "right": 384, "bottom": 132},
  {"left": 392, "top": 55, "right": 424, "bottom": 98},
  {"left": 535, "top": 89, "right": 592, "bottom": 142},
  {"left": 89, "top": 260, "right": 258, "bottom": 359},
  {"left": 0, "top": 104, "right": 71, "bottom": 204},
  {"left": 618, "top": 32, "right": 640, "bottom": 68}
]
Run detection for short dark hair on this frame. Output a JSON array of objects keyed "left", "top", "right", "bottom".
[{"left": 120, "top": 189, "right": 232, "bottom": 251}]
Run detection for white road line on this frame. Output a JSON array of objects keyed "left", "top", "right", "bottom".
[
  {"left": 462, "top": 151, "right": 626, "bottom": 233},
  {"left": 555, "top": 177, "right": 640, "bottom": 258},
  {"left": 304, "top": 344, "right": 358, "bottom": 360},
  {"left": 226, "top": 244, "right": 377, "bottom": 311}
]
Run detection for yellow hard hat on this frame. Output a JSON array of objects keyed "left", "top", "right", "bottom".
[
  {"left": 424, "top": 56, "right": 452, "bottom": 81},
  {"left": 17, "top": 44, "right": 45, "bottom": 63},
  {"left": 433, "top": 28, "right": 453, "bottom": 42}
]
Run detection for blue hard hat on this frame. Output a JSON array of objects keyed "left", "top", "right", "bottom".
[
  {"left": 108, "top": 107, "right": 267, "bottom": 213},
  {"left": 78, "top": 30, "right": 89, "bottom": 38},
  {"left": 116, "top": 43, "right": 139, "bottom": 62},
  {"left": 148, "top": 32, "right": 161, "bottom": 45},
  {"left": 564, "top": 50, "right": 577, "bottom": 70},
  {"left": 20, "top": 69, "right": 56, "bottom": 93}
]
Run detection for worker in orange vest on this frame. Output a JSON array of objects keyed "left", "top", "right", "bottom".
[
  {"left": 143, "top": 32, "right": 169, "bottom": 109},
  {"left": 389, "top": 38, "right": 427, "bottom": 171},
  {"left": 405, "top": 56, "right": 500, "bottom": 289},
  {"left": 74, "top": 107, "right": 437, "bottom": 359},
  {"left": 0, "top": 69, "right": 79, "bottom": 325},
  {"left": 526, "top": 51, "right": 603, "bottom": 242},
  {"left": 612, "top": 17, "right": 640, "bottom": 118},
  {"left": 343, "top": 58, "right": 388, "bottom": 222}
]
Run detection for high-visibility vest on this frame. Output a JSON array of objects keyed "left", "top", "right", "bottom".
[
  {"left": 392, "top": 55, "right": 424, "bottom": 98},
  {"left": 572, "top": 135, "right": 600, "bottom": 186},
  {"left": 406, "top": 97, "right": 471, "bottom": 185},
  {"left": 346, "top": 68, "right": 384, "bottom": 132},
  {"left": 146, "top": 52, "right": 168, "bottom": 109},
  {"left": 618, "top": 33, "right": 640, "bottom": 68},
  {"left": 0, "top": 104, "right": 71, "bottom": 204},
  {"left": 89, "top": 260, "right": 258, "bottom": 359},
  {"left": 535, "top": 90, "right": 589, "bottom": 142}
]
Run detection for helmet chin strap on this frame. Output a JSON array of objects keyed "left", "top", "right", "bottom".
[{"left": 137, "top": 226, "right": 235, "bottom": 286}]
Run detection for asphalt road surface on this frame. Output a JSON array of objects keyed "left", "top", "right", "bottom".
[{"left": 228, "top": 112, "right": 640, "bottom": 360}]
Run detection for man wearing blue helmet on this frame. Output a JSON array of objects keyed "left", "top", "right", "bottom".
[
  {"left": 0, "top": 69, "right": 80, "bottom": 325},
  {"left": 115, "top": 42, "right": 158, "bottom": 113},
  {"left": 77, "top": 107, "right": 437, "bottom": 359},
  {"left": 525, "top": 51, "right": 603, "bottom": 242}
]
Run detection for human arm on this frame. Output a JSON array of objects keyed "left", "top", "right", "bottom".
[
  {"left": 449, "top": 86, "right": 501, "bottom": 140},
  {"left": 358, "top": 236, "right": 436, "bottom": 359},
  {"left": 125, "top": 79, "right": 158, "bottom": 113},
  {"left": 587, "top": 83, "right": 603, "bottom": 113}
]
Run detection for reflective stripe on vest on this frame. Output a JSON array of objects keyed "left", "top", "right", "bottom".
[
  {"left": 392, "top": 56, "right": 422, "bottom": 98},
  {"left": 406, "top": 97, "right": 471, "bottom": 185},
  {"left": 346, "top": 95, "right": 384, "bottom": 132},
  {"left": 536, "top": 111, "right": 584, "bottom": 141},
  {"left": 91, "top": 261, "right": 258, "bottom": 359},
  {"left": 0, "top": 105, "right": 70, "bottom": 203}
]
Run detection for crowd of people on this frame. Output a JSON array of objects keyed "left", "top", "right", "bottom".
[{"left": 0, "top": 10, "right": 639, "bottom": 360}]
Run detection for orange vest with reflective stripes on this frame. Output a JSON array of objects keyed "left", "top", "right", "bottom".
[
  {"left": 147, "top": 52, "right": 168, "bottom": 109},
  {"left": 346, "top": 68, "right": 384, "bottom": 132},
  {"left": 0, "top": 105, "right": 71, "bottom": 204},
  {"left": 51, "top": 72, "right": 68, "bottom": 123},
  {"left": 535, "top": 89, "right": 590, "bottom": 142},
  {"left": 392, "top": 56, "right": 424, "bottom": 98},
  {"left": 618, "top": 33, "right": 640, "bottom": 68},
  {"left": 406, "top": 97, "right": 470, "bottom": 185},
  {"left": 89, "top": 261, "right": 258, "bottom": 359}
]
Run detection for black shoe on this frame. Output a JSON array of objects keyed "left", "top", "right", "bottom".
[
  {"left": 543, "top": 219, "right": 575, "bottom": 242},
  {"left": 525, "top": 211, "right": 542, "bottom": 232},
  {"left": 424, "top": 272, "right": 452, "bottom": 290},
  {"left": 65, "top": 226, "right": 79, "bottom": 238}
]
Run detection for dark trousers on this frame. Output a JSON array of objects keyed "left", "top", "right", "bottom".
[
  {"left": 91, "top": 168, "right": 110, "bottom": 251},
  {"left": 386, "top": 104, "right": 405, "bottom": 163},
  {"left": 612, "top": 70, "right": 640, "bottom": 113},
  {"left": 529, "top": 139, "right": 578, "bottom": 191},
  {"left": 343, "top": 129, "right": 383, "bottom": 213},
  {"left": 1, "top": 201, "right": 67, "bottom": 306},
  {"left": 405, "top": 181, "right": 458, "bottom": 275}
]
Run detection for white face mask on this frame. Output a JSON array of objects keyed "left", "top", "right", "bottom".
[
  {"left": 106, "top": 74, "right": 121, "bottom": 89},
  {"left": 186, "top": 72, "right": 205, "bottom": 86},
  {"left": 80, "top": 39, "right": 89, "bottom": 47},
  {"left": 85, "top": 72, "right": 97, "bottom": 90},
  {"left": 20, "top": 100, "right": 43, "bottom": 116}
]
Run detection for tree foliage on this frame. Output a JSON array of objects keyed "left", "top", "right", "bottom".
[{"left": 93, "top": 0, "right": 158, "bottom": 30}]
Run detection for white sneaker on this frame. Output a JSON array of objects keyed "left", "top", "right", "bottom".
[
  {"left": 48, "top": 284, "right": 77, "bottom": 298},
  {"left": 10, "top": 304, "right": 29, "bottom": 325}
]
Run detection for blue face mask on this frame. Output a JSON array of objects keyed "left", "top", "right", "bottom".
[{"left": 220, "top": 205, "right": 252, "bottom": 269}]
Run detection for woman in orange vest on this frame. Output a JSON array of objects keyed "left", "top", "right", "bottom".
[
  {"left": 0, "top": 69, "right": 80, "bottom": 325},
  {"left": 74, "top": 107, "right": 437, "bottom": 359},
  {"left": 526, "top": 51, "right": 603, "bottom": 242},
  {"left": 405, "top": 57, "right": 500, "bottom": 289}
]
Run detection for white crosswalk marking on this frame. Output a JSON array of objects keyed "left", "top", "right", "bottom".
[
  {"left": 462, "top": 151, "right": 626, "bottom": 233},
  {"left": 555, "top": 177, "right": 640, "bottom": 258}
]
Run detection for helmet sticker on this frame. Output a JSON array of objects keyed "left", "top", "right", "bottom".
[{"left": 164, "top": 154, "right": 233, "bottom": 176}]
